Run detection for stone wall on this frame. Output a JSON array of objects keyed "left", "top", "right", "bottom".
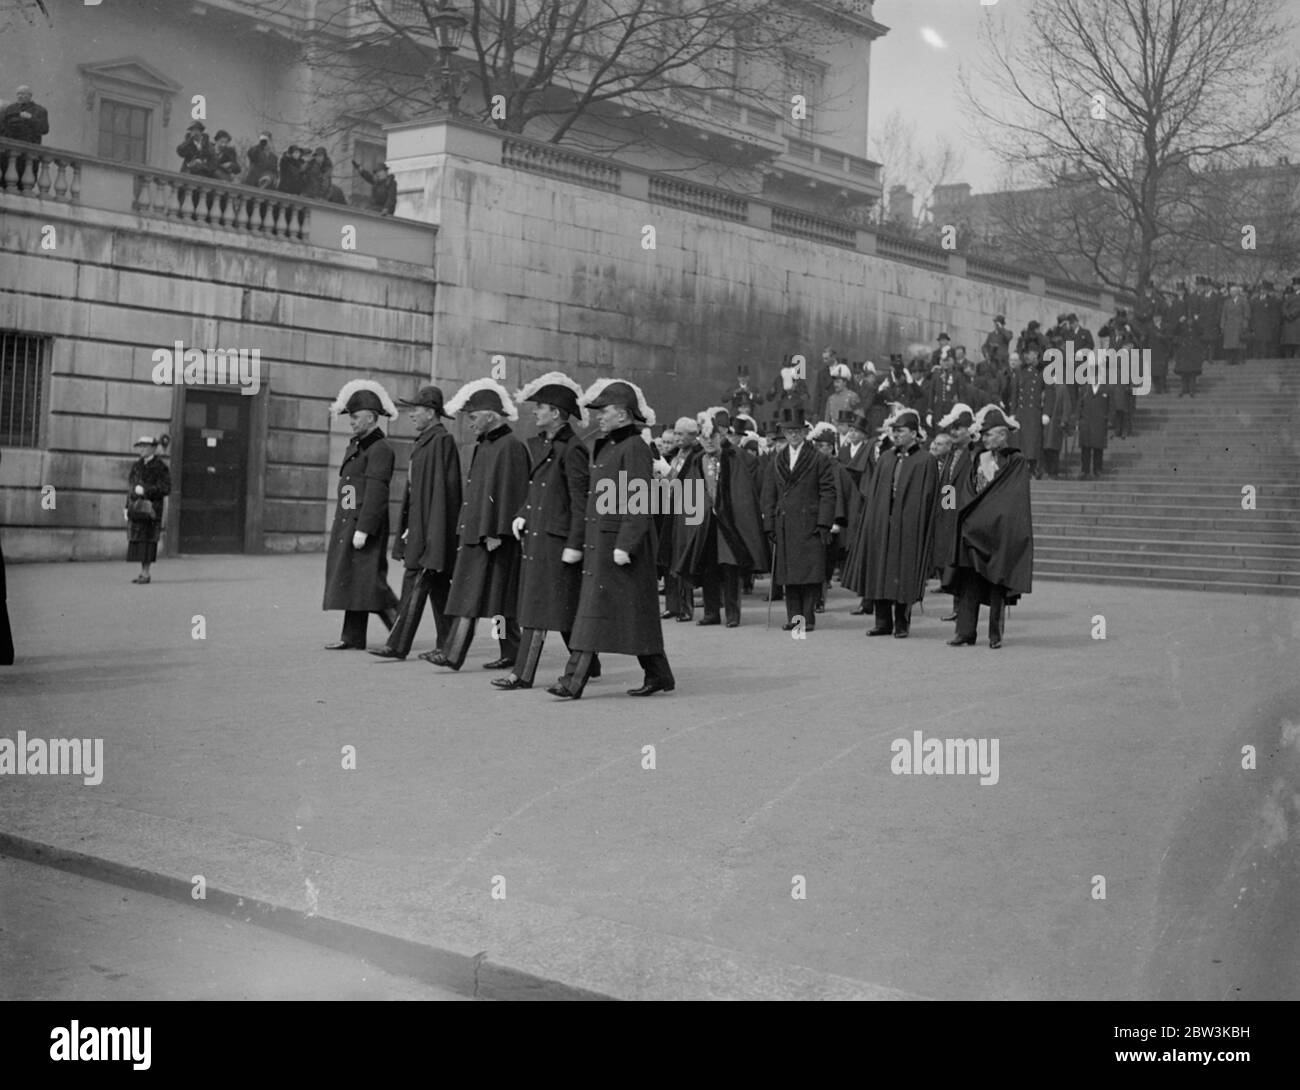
[{"left": 390, "top": 121, "right": 1115, "bottom": 426}]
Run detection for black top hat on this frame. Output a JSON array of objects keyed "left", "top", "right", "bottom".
[
  {"left": 777, "top": 404, "right": 809, "bottom": 429},
  {"left": 889, "top": 352, "right": 904, "bottom": 364},
  {"left": 937, "top": 332, "right": 951, "bottom": 341},
  {"left": 1027, "top": 320, "right": 1041, "bottom": 330},
  {"left": 836, "top": 408, "right": 859, "bottom": 425},
  {"left": 1067, "top": 312, "right": 1079, "bottom": 322},
  {"left": 397, "top": 384, "right": 451, "bottom": 417},
  {"left": 994, "top": 314, "right": 1006, "bottom": 323},
  {"left": 847, "top": 413, "right": 872, "bottom": 434},
  {"left": 736, "top": 364, "right": 750, "bottom": 377},
  {"left": 342, "top": 389, "right": 393, "bottom": 417}
]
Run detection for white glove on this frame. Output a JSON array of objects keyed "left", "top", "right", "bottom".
[
  {"left": 352, "top": 531, "right": 367, "bottom": 549},
  {"left": 562, "top": 548, "right": 582, "bottom": 564},
  {"left": 134, "top": 485, "right": 145, "bottom": 496},
  {"left": 613, "top": 548, "right": 631, "bottom": 566},
  {"left": 401, "top": 529, "right": 409, "bottom": 541},
  {"left": 123, "top": 509, "right": 129, "bottom": 522},
  {"left": 485, "top": 536, "right": 501, "bottom": 552},
  {"left": 512, "top": 516, "right": 526, "bottom": 540},
  {"left": 1041, "top": 414, "right": 1050, "bottom": 426}
]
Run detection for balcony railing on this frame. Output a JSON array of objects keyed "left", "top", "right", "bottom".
[
  {"left": 771, "top": 207, "right": 857, "bottom": 248},
  {"left": 502, "top": 139, "right": 621, "bottom": 192},
  {"left": 0, "top": 137, "right": 437, "bottom": 267},
  {"left": 782, "top": 136, "right": 883, "bottom": 187},
  {"left": 648, "top": 175, "right": 748, "bottom": 223}
]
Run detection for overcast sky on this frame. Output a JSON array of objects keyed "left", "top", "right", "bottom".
[{"left": 868, "top": 0, "right": 1300, "bottom": 194}]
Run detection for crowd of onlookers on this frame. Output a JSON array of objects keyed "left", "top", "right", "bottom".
[{"left": 0, "top": 82, "right": 397, "bottom": 215}]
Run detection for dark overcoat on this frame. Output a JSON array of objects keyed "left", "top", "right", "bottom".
[
  {"left": 941, "top": 448, "right": 1034, "bottom": 605},
  {"left": 842, "top": 442, "right": 938, "bottom": 606},
  {"left": 1253, "top": 293, "right": 1282, "bottom": 357},
  {"left": 1075, "top": 384, "right": 1111, "bottom": 449},
  {"left": 569, "top": 424, "right": 664, "bottom": 656},
  {"left": 1041, "top": 381, "right": 1073, "bottom": 451},
  {"left": 675, "top": 443, "right": 769, "bottom": 577},
  {"left": 656, "top": 441, "right": 695, "bottom": 574},
  {"left": 515, "top": 423, "right": 589, "bottom": 632},
  {"left": 761, "top": 442, "right": 837, "bottom": 586},
  {"left": 323, "top": 428, "right": 399, "bottom": 612},
  {"left": 1281, "top": 292, "right": 1300, "bottom": 348},
  {"left": 394, "top": 422, "right": 461, "bottom": 573},
  {"left": 125, "top": 456, "right": 172, "bottom": 547},
  {"left": 446, "top": 423, "right": 530, "bottom": 619},
  {"left": 1007, "top": 366, "right": 1046, "bottom": 459},
  {"left": 923, "top": 370, "right": 971, "bottom": 429},
  {"left": 1220, "top": 295, "right": 1251, "bottom": 352},
  {"left": 1170, "top": 293, "right": 1203, "bottom": 375},
  {"left": 929, "top": 445, "right": 970, "bottom": 576}
]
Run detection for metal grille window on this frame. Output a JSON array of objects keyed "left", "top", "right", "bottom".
[{"left": 0, "top": 332, "right": 49, "bottom": 448}]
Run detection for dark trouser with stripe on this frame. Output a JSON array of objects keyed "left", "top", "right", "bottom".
[
  {"left": 440, "top": 614, "right": 521, "bottom": 670},
  {"left": 559, "top": 649, "right": 672, "bottom": 697},
  {"left": 1080, "top": 446, "right": 1104, "bottom": 476},
  {"left": 1042, "top": 448, "right": 1060, "bottom": 477},
  {"left": 385, "top": 568, "right": 451, "bottom": 657},
  {"left": 665, "top": 573, "right": 693, "bottom": 617},
  {"left": 784, "top": 584, "right": 819, "bottom": 628},
  {"left": 513, "top": 627, "right": 600, "bottom": 685},
  {"left": 700, "top": 564, "right": 742, "bottom": 624},
  {"left": 955, "top": 570, "right": 1005, "bottom": 643},
  {"left": 341, "top": 607, "right": 398, "bottom": 646}
]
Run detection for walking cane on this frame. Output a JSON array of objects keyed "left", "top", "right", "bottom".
[{"left": 766, "top": 527, "right": 778, "bottom": 630}]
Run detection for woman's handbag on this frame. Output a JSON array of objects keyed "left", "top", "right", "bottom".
[{"left": 127, "top": 496, "right": 157, "bottom": 522}]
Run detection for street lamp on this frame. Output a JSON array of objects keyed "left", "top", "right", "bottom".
[{"left": 427, "top": 1, "right": 470, "bottom": 116}]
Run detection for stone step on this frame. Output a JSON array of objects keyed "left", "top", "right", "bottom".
[
  {"left": 1033, "top": 521, "right": 1300, "bottom": 546},
  {"left": 1035, "top": 541, "right": 1300, "bottom": 571},
  {"left": 1034, "top": 497, "right": 1297, "bottom": 517},
  {"left": 1034, "top": 568, "right": 1300, "bottom": 597},
  {"left": 1033, "top": 511, "right": 1296, "bottom": 534},
  {"left": 1032, "top": 489, "right": 1299, "bottom": 509},
  {"left": 1032, "top": 479, "right": 1300, "bottom": 495},
  {"left": 1033, "top": 557, "right": 1300, "bottom": 590}
]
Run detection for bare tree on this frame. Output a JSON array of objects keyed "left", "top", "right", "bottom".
[
  {"left": 865, "top": 109, "right": 964, "bottom": 233},
  {"left": 961, "top": 0, "right": 1300, "bottom": 295},
  {"left": 282, "top": 0, "right": 845, "bottom": 168}
]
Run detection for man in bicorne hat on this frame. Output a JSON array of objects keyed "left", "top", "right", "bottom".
[
  {"left": 370, "top": 385, "right": 461, "bottom": 661},
  {"left": 942, "top": 406, "right": 1033, "bottom": 649},
  {"left": 323, "top": 380, "right": 401, "bottom": 649},
  {"left": 931, "top": 403, "right": 976, "bottom": 621},
  {"left": 424, "top": 378, "right": 530, "bottom": 671},
  {"left": 550, "top": 380, "right": 675, "bottom": 698},
  {"left": 493, "top": 373, "right": 600, "bottom": 690},
  {"left": 843, "top": 407, "right": 938, "bottom": 638},
  {"left": 761, "top": 404, "right": 837, "bottom": 632}
]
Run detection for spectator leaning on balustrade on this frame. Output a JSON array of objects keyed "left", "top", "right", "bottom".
[
  {"left": 243, "top": 131, "right": 278, "bottom": 188},
  {"left": 0, "top": 85, "right": 50, "bottom": 144},
  {"left": 176, "top": 121, "right": 219, "bottom": 177}
]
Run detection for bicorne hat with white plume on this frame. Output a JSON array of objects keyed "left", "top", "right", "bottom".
[
  {"left": 515, "top": 371, "right": 587, "bottom": 426},
  {"left": 331, "top": 379, "right": 398, "bottom": 418},
  {"left": 581, "top": 378, "right": 656, "bottom": 426},
  {"left": 443, "top": 377, "right": 518, "bottom": 420}
]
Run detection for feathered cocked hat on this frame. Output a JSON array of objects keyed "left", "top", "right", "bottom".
[
  {"left": 973, "top": 404, "right": 1019, "bottom": 433},
  {"left": 938, "top": 402, "right": 975, "bottom": 430},
  {"left": 808, "top": 421, "right": 839, "bottom": 444},
  {"left": 696, "top": 406, "right": 731, "bottom": 439},
  {"left": 581, "top": 378, "right": 656, "bottom": 426},
  {"left": 331, "top": 379, "right": 397, "bottom": 418},
  {"left": 444, "top": 377, "right": 518, "bottom": 420},
  {"left": 515, "top": 371, "right": 587, "bottom": 425}
]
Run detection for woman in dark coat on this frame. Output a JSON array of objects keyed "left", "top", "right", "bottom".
[
  {"left": 551, "top": 380, "right": 674, "bottom": 699},
  {"left": 323, "top": 380, "right": 400, "bottom": 649},
  {"left": 125, "top": 436, "right": 171, "bottom": 584}
]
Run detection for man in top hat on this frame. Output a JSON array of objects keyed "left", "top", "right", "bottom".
[
  {"left": 876, "top": 353, "right": 923, "bottom": 416},
  {"left": 1016, "top": 321, "right": 1048, "bottom": 360},
  {"left": 550, "top": 380, "right": 675, "bottom": 698},
  {"left": 323, "top": 380, "right": 401, "bottom": 649},
  {"left": 1194, "top": 276, "right": 1222, "bottom": 367},
  {"left": 809, "top": 421, "right": 854, "bottom": 613},
  {"left": 942, "top": 406, "right": 1033, "bottom": 649},
  {"left": 1040, "top": 358, "right": 1074, "bottom": 479},
  {"left": 761, "top": 404, "right": 837, "bottom": 632},
  {"left": 659, "top": 415, "right": 700, "bottom": 621},
  {"left": 727, "top": 366, "right": 764, "bottom": 416},
  {"left": 1006, "top": 341, "right": 1046, "bottom": 477},
  {"left": 176, "top": 121, "right": 219, "bottom": 178},
  {"left": 982, "top": 315, "right": 1011, "bottom": 371},
  {"left": 837, "top": 411, "right": 874, "bottom": 616},
  {"left": 369, "top": 385, "right": 461, "bottom": 661},
  {"left": 492, "top": 373, "right": 599, "bottom": 690},
  {"left": 922, "top": 345, "right": 972, "bottom": 434},
  {"left": 929, "top": 332, "right": 953, "bottom": 371},
  {"left": 1074, "top": 358, "right": 1112, "bottom": 478},
  {"left": 1170, "top": 279, "right": 1202, "bottom": 391},
  {"left": 842, "top": 407, "right": 939, "bottom": 638},
  {"left": 424, "top": 378, "right": 531, "bottom": 671},
  {"left": 1219, "top": 282, "right": 1251, "bottom": 367},
  {"left": 821, "top": 361, "right": 861, "bottom": 424},
  {"left": 1252, "top": 280, "right": 1282, "bottom": 360},
  {"left": 674, "top": 408, "right": 768, "bottom": 629}
]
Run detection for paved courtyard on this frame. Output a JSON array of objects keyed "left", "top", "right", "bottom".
[{"left": 2, "top": 553, "right": 1297, "bottom": 999}]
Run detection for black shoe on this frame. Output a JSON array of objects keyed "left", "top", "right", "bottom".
[
  {"left": 940, "top": 612, "right": 957, "bottom": 622},
  {"left": 660, "top": 610, "right": 677, "bottom": 619},
  {"left": 628, "top": 680, "right": 674, "bottom": 696},
  {"left": 675, "top": 613, "right": 693, "bottom": 622},
  {"left": 849, "top": 606, "right": 867, "bottom": 616},
  {"left": 725, "top": 620, "right": 739, "bottom": 628},
  {"left": 324, "top": 641, "right": 364, "bottom": 650},
  {"left": 547, "top": 682, "right": 580, "bottom": 699},
  {"left": 483, "top": 657, "right": 515, "bottom": 669},
  {"left": 866, "top": 627, "right": 893, "bottom": 636},
  {"left": 814, "top": 601, "right": 825, "bottom": 614},
  {"left": 893, "top": 628, "right": 909, "bottom": 639},
  {"left": 420, "top": 649, "right": 457, "bottom": 669},
  {"left": 368, "top": 647, "right": 405, "bottom": 660},
  {"left": 947, "top": 636, "right": 976, "bottom": 646},
  {"left": 696, "top": 616, "right": 721, "bottom": 627},
  {"left": 989, "top": 637, "right": 1003, "bottom": 649},
  {"left": 492, "top": 676, "right": 532, "bottom": 690},
  {"left": 781, "top": 621, "right": 798, "bottom": 631}
]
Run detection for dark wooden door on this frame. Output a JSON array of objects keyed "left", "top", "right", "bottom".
[{"left": 179, "top": 390, "right": 250, "bottom": 553}]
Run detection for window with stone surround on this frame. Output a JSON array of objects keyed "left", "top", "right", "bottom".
[
  {"left": 97, "top": 99, "right": 152, "bottom": 165},
  {"left": 78, "top": 58, "right": 181, "bottom": 170},
  {"left": 0, "top": 331, "right": 50, "bottom": 449}
]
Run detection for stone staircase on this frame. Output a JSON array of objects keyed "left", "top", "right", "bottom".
[{"left": 1032, "top": 359, "right": 1300, "bottom": 596}]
